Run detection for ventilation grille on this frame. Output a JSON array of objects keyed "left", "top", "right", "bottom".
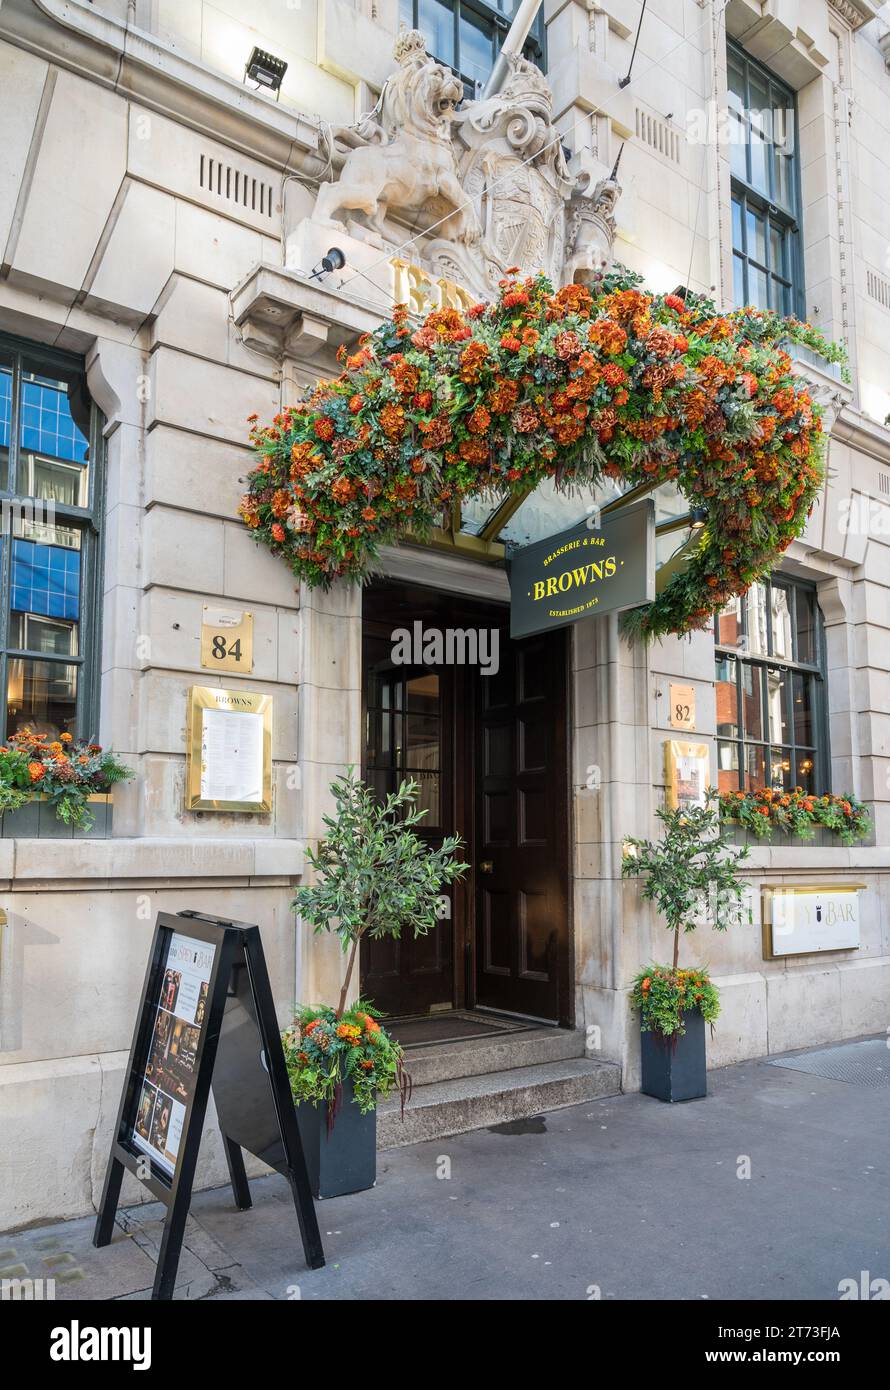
[
  {"left": 199, "top": 154, "right": 275, "bottom": 218},
  {"left": 634, "top": 106, "right": 682, "bottom": 163},
  {"left": 867, "top": 266, "right": 890, "bottom": 310},
  {"left": 879, "top": 472, "right": 890, "bottom": 497}
]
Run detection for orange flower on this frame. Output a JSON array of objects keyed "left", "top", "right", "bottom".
[{"left": 28, "top": 761, "right": 45, "bottom": 782}]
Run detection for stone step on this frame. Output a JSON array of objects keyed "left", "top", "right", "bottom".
[
  {"left": 377, "top": 1056, "right": 621, "bottom": 1149},
  {"left": 401, "top": 1026, "right": 588, "bottom": 1087}
]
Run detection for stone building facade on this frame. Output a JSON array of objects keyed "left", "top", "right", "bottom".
[{"left": 0, "top": 0, "right": 888, "bottom": 1227}]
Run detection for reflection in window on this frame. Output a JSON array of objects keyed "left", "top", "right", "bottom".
[
  {"left": 0, "top": 335, "right": 100, "bottom": 739},
  {"left": 399, "top": 0, "right": 546, "bottom": 95},
  {"left": 365, "top": 655, "right": 442, "bottom": 829},
  {"left": 715, "top": 576, "right": 825, "bottom": 793}
]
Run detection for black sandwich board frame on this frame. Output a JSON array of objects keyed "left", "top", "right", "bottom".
[{"left": 93, "top": 910, "right": 324, "bottom": 1299}]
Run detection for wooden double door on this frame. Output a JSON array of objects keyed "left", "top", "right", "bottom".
[{"left": 360, "top": 582, "right": 571, "bottom": 1024}]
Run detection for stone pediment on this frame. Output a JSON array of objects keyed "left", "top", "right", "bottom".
[{"left": 286, "top": 31, "right": 620, "bottom": 308}]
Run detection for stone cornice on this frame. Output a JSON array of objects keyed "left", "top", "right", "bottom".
[
  {"left": 0, "top": 0, "right": 327, "bottom": 178},
  {"left": 230, "top": 263, "right": 384, "bottom": 364},
  {"left": 832, "top": 404, "right": 890, "bottom": 468},
  {"left": 826, "top": 0, "right": 877, "bottom": 30}
]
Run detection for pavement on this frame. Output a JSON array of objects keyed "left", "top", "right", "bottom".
[{"left": 3, "top": 1037, "right": 888, "bottom": 1301}]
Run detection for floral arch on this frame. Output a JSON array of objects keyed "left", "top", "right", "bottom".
[{"left": 239, "top": 267, "right": 844, "bottom": 641}]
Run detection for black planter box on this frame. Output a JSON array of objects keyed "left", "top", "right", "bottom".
[
  {"left": 640, "top": 1007, "right": 707, "bottom": 1102},
  {"left": 295, "top": 1075, "right": 376, "bottom": 1198}
]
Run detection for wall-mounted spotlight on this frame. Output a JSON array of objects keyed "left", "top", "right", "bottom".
[
  {"left": 308, "top": 247, "right": 347, "bottom": 282},
  {"left": 245, "top": 47, "right": 288, "bottom": 98},
  {"left": 690, "top": 506, "right": 708, "bottom": 529}
]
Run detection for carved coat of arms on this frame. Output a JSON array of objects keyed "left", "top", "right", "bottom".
[{"left": 309, "top": 31, "right": 620, "bottom": 302}]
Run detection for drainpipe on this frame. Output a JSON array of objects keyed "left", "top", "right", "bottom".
[{"left": 481, "top": 0, "right": 545, "bottom": 99}]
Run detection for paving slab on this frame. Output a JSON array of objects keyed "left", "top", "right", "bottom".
[{"left": 2, "top": 1044, "right": 888, "bottom": 1301}]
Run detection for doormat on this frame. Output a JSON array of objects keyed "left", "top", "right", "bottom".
[
  {"left": 387, "top": 1011, "right": 534, "bottom": 1049},
  {"left": 766, "top": 1037, "right": 889, "bottom": 1088}
]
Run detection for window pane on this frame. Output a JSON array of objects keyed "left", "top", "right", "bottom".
[
  {"left": 18, "top": 360, "right": 90, "bottom": 465},
  {"left": 748, "top": 72, "right": 769, "bottom": 192},
  {"left": 731, "top": 196, "right": 743, "bottom": 252},
  {"left": 746, "top": 207, "right": 766, "bottom": 264},
  {"left": 768, "top": 747, "right": 792, "bottom": 788},
  {"left": 7, "top": 657, "right": 77, "bottom": 738},
  {"left": 771, "top": 277, "right": 790, "bottom": 314},
  {"left": 417, "top": 0, "right": 455, "bottom": 65},
  {"left": 717, "top": 740, "right": 740, "bottom": 794},
  {"left": 730, "top": 116, "right": 748, "bottom": 180},
  {"left": 792, "top": 672, "right": 812, "bottom": 744},
  {"left": 10, "top": 523, "right": 81, "bottom": 631},
  {"left": 769, "top": 222, "right": 786, "bottom": 278},
  {"left": 774, "top": 153, "right": 794, "bottom": 210},
  {"left": 727, "top": 52, "right": 746, "bottom": 109},
  {"left": 795, "top": 587, "right": 816, "bottom": 663},
  {"left": 741, "top": 663, "right": 763, "bottom": 740},
  {"left": 459, "top": 9, "right": 493, "bottom": 87},
  {"left": 399, "top": 0, "right": 413, "bottom": 27},
  {"left": 732, "top": 253, "right": 745, "bottom": 308},
  {"left": 770, "top": 585, "right": 793, "bottom": 659},
  {"left": 748, "top": 264, "right": 768, "bottom": 309},
  {"left": 716, "top": 594, "right": 743, "bottom": 648},
  {"left": 744, "top": 583, "right": 768, "bottom": 655},
  {"left": 744, "top": 744, "right": 767, "bottom": 790},
  {"left": 795, "top": 752, "right": 815, "bottom": 791},
  {"left": 766, "top": 666, "right": 788, "bottom": 743},
  {"left": 411, "top": 770, "right": 439, "bottom": 825},
  {"left": 716, "top": 656, "right": 739, "bottom": 737},
  {"left": 0, "top": 352, "right": 12, "bottom": 483}
]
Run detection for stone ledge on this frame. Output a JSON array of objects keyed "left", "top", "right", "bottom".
[{"left": 0, "top": 837, "right": 303, "bottom": 884}]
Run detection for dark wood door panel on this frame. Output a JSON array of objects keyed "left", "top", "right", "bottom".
[{"left": 475, "top": 626, "right": 570, "bottom": 1023}]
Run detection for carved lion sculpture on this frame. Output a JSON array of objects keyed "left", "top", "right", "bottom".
[{"left": 314, "top": 31, "right": 479, "bottom": 243}]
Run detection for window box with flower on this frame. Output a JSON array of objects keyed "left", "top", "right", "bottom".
[
  {"left": 286, "top": 770, "right": 467, "bottom": 1197},
  {"left": 622, "top": 795, "right": 749, "bottom": 1102},
  {"left": 0, "top": 730, "right": 131, "bottom": 839}
]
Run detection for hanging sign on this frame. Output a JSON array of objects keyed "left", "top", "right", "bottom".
[
  {"left": 509, "top": 498, "right": 655, "bottom": 639},
  {"left": 186, "top": 685, "right": 272, "bottom": 813},
  {"left": 762, "top": 884, "right": 865, "bottom": 958},
  {"left": 201, "top": 606, "right": 254, "bottom": 674},
  {"left": 94, "top": 911, "right": 324, "bottom": 1300}
]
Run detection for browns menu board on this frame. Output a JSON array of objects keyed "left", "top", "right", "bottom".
[{"left": 130, "top": 931, "right": 216, "bottom": 1178}]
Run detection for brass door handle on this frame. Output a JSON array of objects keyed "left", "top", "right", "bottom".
[{"left": 479, "top": 860, "right": 494, "bottom": 874}]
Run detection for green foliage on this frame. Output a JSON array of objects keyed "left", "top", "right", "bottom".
[
  {"left": 0, "top": 730, "right": 131, "bottom": 829},
  {"left": 241, "top": 269, "right": 842, "bottom": 642},
  {"left": 294, "top": 768, "right": 468, "bottom": 1020},
  {"left": 282, "top": 1000, "right": 406, "bottom": 1115},
  {"left": 719, "top": 787, "right": 870, "bottom": 846},
  {"left": 295, "top": 769, "right": 467, "bottom": 945},
  {"left": 621, "top": 794, "right": 750, "bottom": 943},
  {"left": 630, "top": 964, "right": 720, "bottom": 1037}
]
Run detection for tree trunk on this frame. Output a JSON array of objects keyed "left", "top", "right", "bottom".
[
  {"left": 672, "top": 926, "right": 680, "bottom": 972},
  {"left": 336, "top": 934, "right": 361, "bottom": 1019}
]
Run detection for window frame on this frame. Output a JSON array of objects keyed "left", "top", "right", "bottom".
[
  {"left": 0, "top": 330, "right": 105, "bottom": 741},
  {"left": 714, "top": 575, "right": 830, "bottom": 795},
  {"left": 728, "top": 40, "right": 805, "bottom": 320},
  {"left": 399, "top": 0, "right": 546, "bottom": 96}
]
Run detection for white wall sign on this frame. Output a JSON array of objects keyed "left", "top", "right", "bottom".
[{"left": 762, "top": 884, "right": 865, "bottom": 958}]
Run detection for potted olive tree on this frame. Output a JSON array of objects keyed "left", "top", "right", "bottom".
[
  {"left": 286, "top": 769, "right": 467, "bottom": 1196},
  {"left": 621, "top": 794, "right": 749, "bottom": 1102}
]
